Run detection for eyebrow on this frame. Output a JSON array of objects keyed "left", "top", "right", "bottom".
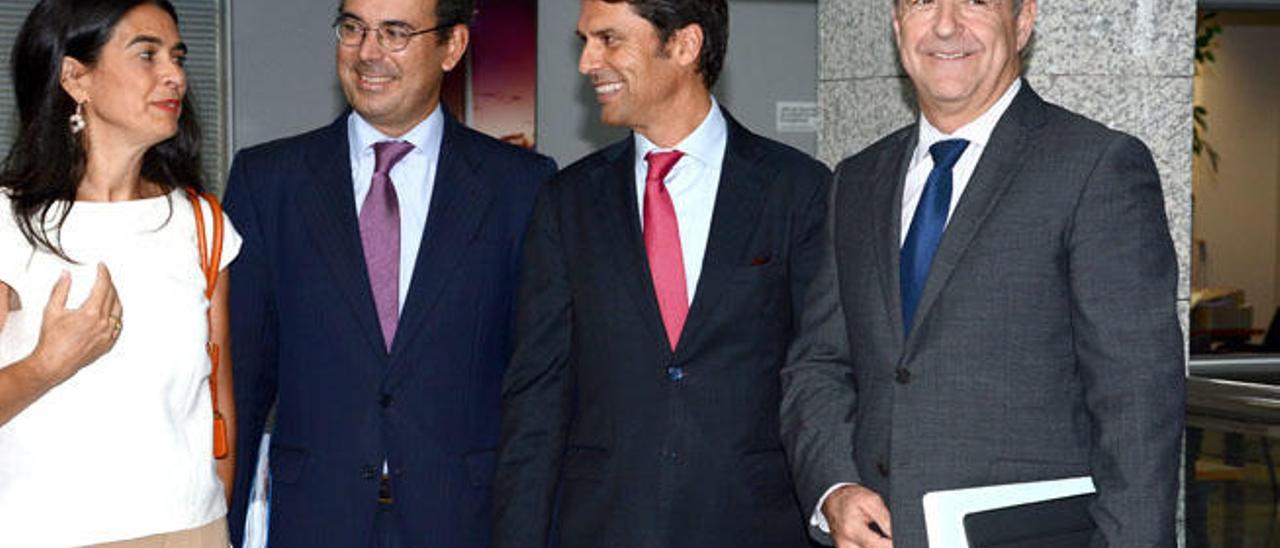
[
  {"left": 127, "top": 34, "right": 187, "bottom": 53},
  {"left": 577, "top": 27, "right": 617, "bottom": 41},
  {"left": 337, "top": 11, "right": 414, "bottom": 28}
]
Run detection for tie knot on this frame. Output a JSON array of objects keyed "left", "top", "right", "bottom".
[
  {"left": 373, "top": 141, "right": 414, "bottom": 176},
  {"left": 929, "top": 139, "right": 969, "bottom": 171},
  {"left": 645, "top": 150, "right": 685, "bottom": 185}
]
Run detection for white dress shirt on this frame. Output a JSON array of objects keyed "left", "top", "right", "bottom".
[
  {"left": 899, "top": 78, "right": 1021, "bottom": 245},
  {"left": 810, "top": 79, "right": 1022, "bottom": 533},
  {"left": 633, "top": 97, "right": 728, "bottom": 303},
  {"left": 348, "top": 107, "right": 445, "bottom": 311}
]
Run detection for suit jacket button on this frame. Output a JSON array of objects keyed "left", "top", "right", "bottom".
[
  {"left": 380, "top": 394, "right": 394, "bottom": 408},
  {"left": 895, "top": 368, "right": 912, "bottom": 385},
  {"left": 666, "top": 366, "right": 685, "bottom": 382},
  {"left": 877, "top": 462, "right": 890, "bottom": 477}
]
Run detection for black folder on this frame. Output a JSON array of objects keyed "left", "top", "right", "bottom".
[{"left": 963, "top": 493, "right": 1095, "bottom": 548}]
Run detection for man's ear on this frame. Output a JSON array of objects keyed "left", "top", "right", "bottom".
[
  {"left": 891, "top": 8, "right": 902, "bottom": 49},
  {"left": 668, "top": 23, "right": 703, "bottom": 69},
  {"left": 441, "top": 24, "right": 470, "bottom": 72},
  {"left": 1015, "top": 0, "right": 1038, "bottom": 52},
  {"left": 59, "top": 56, "right": 91, "bottom": 103}
]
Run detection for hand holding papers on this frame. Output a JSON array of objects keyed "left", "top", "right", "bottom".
[{"left": 923, "top": 476, "right": 1096, "bottom": 547}]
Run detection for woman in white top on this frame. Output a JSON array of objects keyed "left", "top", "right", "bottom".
[{"left": 0, "top": 1, "right": 240, "bottom": 546}]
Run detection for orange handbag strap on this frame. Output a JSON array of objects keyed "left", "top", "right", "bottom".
[
  {"left": 187, "top": 188, "right": 224, "bottom": 297},
  {"left": 186, "top": 188, "right": 228, "bottom": 459}
]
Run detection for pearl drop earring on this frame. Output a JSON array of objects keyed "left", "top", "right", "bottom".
[{"left": 69, "top": 102, "right": 86, "bottom": 134}]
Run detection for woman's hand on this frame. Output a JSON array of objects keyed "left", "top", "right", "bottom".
[
  {"left": 0, "top": 281, "right": 14, "bottom": 332},
  {"left": 0, "top": 264, "right": 123, "bottom": 426},
  {"left": 29, "top": 263, "right": 124, "bottom": 385}
]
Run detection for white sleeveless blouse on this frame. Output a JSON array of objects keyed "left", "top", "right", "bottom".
[{"left": 0, "top": 190, "right": 241, "bottom": 547}]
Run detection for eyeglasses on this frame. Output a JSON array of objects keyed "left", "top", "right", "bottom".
[{"left": 333, "top": 18, "right": 449, "bottom": 52}]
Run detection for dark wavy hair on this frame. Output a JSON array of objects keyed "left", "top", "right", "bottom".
[
  {"left": 604, "top": 0, "right": 728, "bottom": 90},
  {"left": 0, "top": 0, "right": 204, "bottom": 260}
]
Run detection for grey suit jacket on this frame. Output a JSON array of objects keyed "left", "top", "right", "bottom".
[{"left": 781, "top": 83, "right": 1185, "bottom": 548}]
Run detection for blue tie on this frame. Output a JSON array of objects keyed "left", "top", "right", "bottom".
[{"left": 901, "top": 138, "right": 969, "bottom": 336}]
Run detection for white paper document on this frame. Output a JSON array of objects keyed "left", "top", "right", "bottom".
[
  {"left": 922, "top": 475, "right": 1095, "bottom": 547},
  {"left": 242, "top": 433, "right": 272, "bottom": 548}
]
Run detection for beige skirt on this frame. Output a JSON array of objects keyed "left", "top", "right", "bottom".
[{"left": 89, "top": 517, "right": 228, "bottom": 548}]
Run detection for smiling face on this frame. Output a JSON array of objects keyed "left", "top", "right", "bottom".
[
  {"left": 336, "top": 0, "right": 468, "bottom": 137},
  {"left": 576, "top": 0, "right": 700, "bottom": 137},
  {"left": 62, "top": 4, "right": 188, "bottom": 151},
  {"left": 893, "top": 0, "right": 1036, "bottom": 132}
]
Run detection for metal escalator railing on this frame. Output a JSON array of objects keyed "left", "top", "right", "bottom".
[{"left": 1188, "top": 356, "right": 1280, "bottom": 433}]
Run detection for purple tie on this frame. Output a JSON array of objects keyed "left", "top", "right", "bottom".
[{"left": 360, "top": 140, "right": 413, "bottom": 350}]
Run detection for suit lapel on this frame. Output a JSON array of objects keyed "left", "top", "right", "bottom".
[
  {"left": 595, "top": 139, "right": 672, "bottom": 353},
  {"left": 907, "top": 85, "right": 1047, "bottom": 340},
  {"left": 391, "top": 113, "right": 496, "bottom": 360},
  {"left": 875, "top": 128, "right": 916, "bottom": 350},
  {"left": 297, "top": 116, "right": 389, "bottom": 359},
  {"left": 677, "top": 116, "right": 768, "bottom": 355}
]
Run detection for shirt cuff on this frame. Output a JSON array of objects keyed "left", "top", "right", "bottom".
[{"left": 810, "top": 482, "right": 858, "bottom": 533}]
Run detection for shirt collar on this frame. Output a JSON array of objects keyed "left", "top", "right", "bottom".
[
  {"left": 914, "top": 78, "right": 1021, "bottom": 164},
  {"left": 348, "top": 105, "right": 444, "bottom": 158},
  {"left": 633, "top": 96, "right": 727, "bottom": 169}
]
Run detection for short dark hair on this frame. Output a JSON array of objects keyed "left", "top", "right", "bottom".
[
  {"left": 338, "top": 0, "right": 475, "bottom": 43},
  {"left": 433, "top": 0, "right": 475, "bottom": 42},
  {"left": 603, "top": 0, "right": 728, "bottom": 90},
  {"left": 1, "top": 0, "right": 204, "bottom": 260}
]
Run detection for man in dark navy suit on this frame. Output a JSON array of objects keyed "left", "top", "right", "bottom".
[
  {"left": 224, "top": 0, "right": 555, "bottom": 546},
  {"left": 493, "top": 1, "right": 830, "bottom": 547}
]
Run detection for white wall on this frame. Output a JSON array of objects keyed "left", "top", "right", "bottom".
[
  {"left": 229, "top": 0, "right": 344, "bottom": 151},
  {"left": 1193, "top": 11, "right": 1280, "bottom": 333}
]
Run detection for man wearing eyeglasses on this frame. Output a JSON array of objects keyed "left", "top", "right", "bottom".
[{"left": 223, "top": 0, "right": 556, "bottom": 546}]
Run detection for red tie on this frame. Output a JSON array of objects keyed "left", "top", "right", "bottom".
[{"left": 643, "top": 150, "right": 687, "bottom": 351}]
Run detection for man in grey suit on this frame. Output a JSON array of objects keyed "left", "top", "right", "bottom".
[{"left": 780, "top": 0, "right": 1185, "bottom": 546}]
